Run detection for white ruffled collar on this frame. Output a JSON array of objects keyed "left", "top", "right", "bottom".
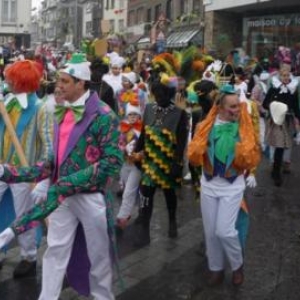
[
  {"left": 272, "top": 75, "right": 299, "bottom": 94},
  {"left": 5, "top": 93, "right": 28, "bottom": 109}
]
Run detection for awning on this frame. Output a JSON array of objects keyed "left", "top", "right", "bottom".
[
  {"left": 126, "top": 34, "right": 143, "bottom": 44},
  {"left": 136, "top": 36, "right": 151, "bottom": 50},
  {"left": 137, "top": 37, "right": 151, "bottom": 44},
  {"left": 166, "top": 29, "right": 202, "bottom": 48}
]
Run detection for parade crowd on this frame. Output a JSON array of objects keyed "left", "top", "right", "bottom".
[{"left": 0, "top": 44, "right": 299, "bottom": 299}]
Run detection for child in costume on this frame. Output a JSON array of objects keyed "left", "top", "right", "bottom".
[
  {"left": 0, "top": 60, "right": 53, "bottom": 277},
  {"left": 0, "top": 53, "right": 123, "bottom": 300},
  {"left": 263, "top": 66, "right": 300, "bottom": 186},
  {"left": 116, "top": 101, "right": 143, "bottom": 229},
  {"left": 116, "top": 71, "right": 148, "bottom": 117}
]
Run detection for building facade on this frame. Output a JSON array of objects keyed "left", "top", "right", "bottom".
[
  {"left": 0, "top": 0, "right": 32, "bottom": 50},
  {"left": 204, "top": 0, "right": 300, "bottom": 61},
  {"left": 31, "top": 0, "right": 103, "bottom": 50},
  {"left": 126, "top": 0, "right": 205, "bottom": 51}
]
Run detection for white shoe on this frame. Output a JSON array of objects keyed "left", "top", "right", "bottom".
[{"left": 0, "top": 228, "right": 15, "bottom": 249}]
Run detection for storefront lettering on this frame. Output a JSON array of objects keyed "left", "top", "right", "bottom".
[{"left": 247, "top": 16, "right": 300, "bottom": 28}]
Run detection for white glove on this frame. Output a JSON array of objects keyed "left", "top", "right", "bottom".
[
  {"left": 125, "top": 140, "right": 136, "bottom": 156},
  {"left": 31, "top": 178, "right": 50, "bottom": 205},
  {"left": 0, "top": 228, "right": 15, "bottom": 249},
  {"left": 295, "top": 132, "right": 300, "bottom": 145},
  {"left": 212, "top": 60, "right": 223, "bottom": 72},
  {"left": 246, "top": 174, "right": 257, "bottom": 188}
]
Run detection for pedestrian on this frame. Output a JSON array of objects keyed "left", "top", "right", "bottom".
[
  {"left": 132, "top": 76, "right": 189, "bottom": 246},
  {"left": 116, "top": 101, "right": 143, "bottom": 229},
  {"left": 102, "top": 54, "right": 125, "bottom": 96},
  {"left": 0, "top": 53, "right": 123, "bottom": 300},
  {"left": 90, "top": 57, "right": 117, "bottom": 113},
  {"left": 188, "top": 88, "right": 260, "bottom": 286},
  {"left": 0, "top": 60, "right": 53, "bottom": 277},
  {"left": 251, "top": 71, "right": 270, "bottom": 152},
  {"left": 263, "top": 65, "right": 300, "bottom": 186}
]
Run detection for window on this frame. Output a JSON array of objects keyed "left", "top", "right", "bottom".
[
  {"left": 154, "top": 4, "right": 162, "bottom": 21},
  {"left": 128, "top": 10, "right": 135, "bottom": 26},
  {"left": 109, "top": 19, "right": 115, "bottom": 32},
  {"left": 192, "top": 0, "right": 201, "bottom": 14},
  {"left": 86, "top": 21, "right": 92, "bottom": 35},
  {"left": 111, "top": 0, "right": 115, "bottom": 9},
  {"left": 2, "top": 0, "right": 17, "bottom": 23},
  {"left": 166, "top": 0, "right": 172, "bottom": 20},
  {"left": 180, "top": 0, "right": 188, "bottom": 14},
  {"left": 119, "top": 0, "right": 124, "bottom": 9},
  {"left": 118, "top": 19, "right": 124, "bottom": 32},
  {"left": 147, "top": 8, "right": 151, "bottom": 23},
  {"left": 137, "top": 8, "right": 144, "bottom": 24}
]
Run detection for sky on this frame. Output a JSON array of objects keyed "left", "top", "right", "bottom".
[{"left": 32, "top": 0, "right": 41, "bottom": 9}]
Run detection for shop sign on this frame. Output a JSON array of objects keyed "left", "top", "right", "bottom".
[{"left": 246, "top": 14, "right": 300, "bottom": 28}]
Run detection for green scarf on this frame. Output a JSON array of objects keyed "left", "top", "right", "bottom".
[{"left": 212, "top": 122, "right": 239, "bottom": 164}]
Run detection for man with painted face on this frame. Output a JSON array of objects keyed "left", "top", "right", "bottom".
[
  {"left": 188, "top": 86, "right": 261, "bottom": 287},
  {"left": 132, "top": 77, "right": 189, "bottom": 246}
]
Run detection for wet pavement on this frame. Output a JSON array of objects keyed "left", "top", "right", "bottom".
[{"left": 1, "top": 149, "right": 300, "bottom": 300}]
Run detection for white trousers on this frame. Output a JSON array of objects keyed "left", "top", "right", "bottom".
[
  {"left": 0, "top": 182, "right": 36, "bottom": 260},
  {"left": 38, "top": 193, "right": 114, "bottom": 300},
  {"left": 117, "top": 162, "right": 141, "bottom": 219},
  {"left": 201, "top": 187, "right": 244, "bottom": 271},
  {"left": 259, "top": 117, "right": 266, "bottom": 151}
]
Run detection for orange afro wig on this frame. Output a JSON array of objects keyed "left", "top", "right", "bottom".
[{"left": 4, "top": 60, "right": 43, "bottom": 93}]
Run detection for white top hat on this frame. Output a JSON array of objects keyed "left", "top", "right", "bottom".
[{"left": 270, "top": 101, "right": 288, "bottom": 125}]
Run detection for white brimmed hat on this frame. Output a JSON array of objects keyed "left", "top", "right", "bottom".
[
  {"left": 122, "top": 72, "right": 137, "bottom": 85},
  {"left": 126, "top": 103, "right": 141, "bottom": 116},
  {"left": 61, "top": 53, "right": 91, "bottom": 81},
  {"left": 270, "top": 101, "right": 288, "bottom": 125}
]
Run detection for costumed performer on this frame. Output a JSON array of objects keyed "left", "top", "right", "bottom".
[
  {"left": 263, "top": 66, "right": 300, "bottom": 186},
  {"left": 188, "top": 88, "right": 260, "bottom": 286},
  {"left": 132, "top": 75, "right": 189, "bottom": 246},
  {"left": 0, "top": 53, "right": 123, "bottom": 300},
  {"left": 116, "top": 101, "right": 143, "bottom": 229},
  {"left": 0, "top": 60, "right": 53, "bottom": 277}
]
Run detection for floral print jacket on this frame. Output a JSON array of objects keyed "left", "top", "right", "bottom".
[{"left": 1, "top": 92, "right": 123, "bottom": 234}]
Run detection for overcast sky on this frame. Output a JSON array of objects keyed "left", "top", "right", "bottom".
[{"left": 32, "top": 0, "right": 41, "bottom": 9}]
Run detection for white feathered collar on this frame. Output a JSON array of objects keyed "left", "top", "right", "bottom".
[
  {"left": 272, "top": 75, "right": 299, "bottom": 94},
  {"left": 5, "top": 93, "right": 28, "bottom": 109}
]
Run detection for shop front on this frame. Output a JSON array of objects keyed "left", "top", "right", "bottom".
[{"left": 243, "top": 14, "right": 300, "bottom": 60}]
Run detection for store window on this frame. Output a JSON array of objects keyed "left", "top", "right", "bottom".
[{"left": 243, "top": 14, "right": 300, "bottom": 62}]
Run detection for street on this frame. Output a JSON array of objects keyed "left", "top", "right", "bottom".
[{"left": 1, "top": 151, "right": 300, "bottom": 300}]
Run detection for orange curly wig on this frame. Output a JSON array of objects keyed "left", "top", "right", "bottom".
[
  {"left": 188, "top": 102, "right": 261, "bottom": 171},
  {"left": 5, "top": 60, "right": 43, "bottom": 93}
]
